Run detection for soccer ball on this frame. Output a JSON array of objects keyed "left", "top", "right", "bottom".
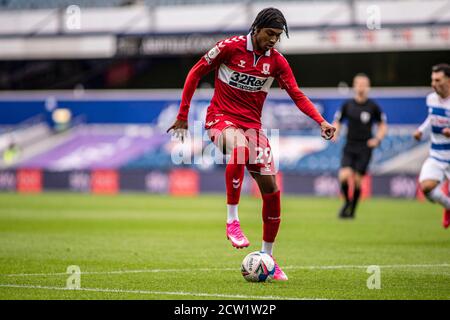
[{"left": 241, "top": 251, "right": 275, "bottom": 282}]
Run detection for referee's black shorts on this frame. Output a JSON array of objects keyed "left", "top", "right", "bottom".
[{"left": 341, "top": 141, "right": 373, "bottom": 175}]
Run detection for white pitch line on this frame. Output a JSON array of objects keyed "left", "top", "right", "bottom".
[
  {"left": 0, "top": 268, "right": 237, "bottom": 277},
  {"left": 1, "top": 263, "right": 448, "bottom": 278},
  {"left": 285, "top": 263, "right": 450, "bottom": 270},
  {"left": 0, "top": 284, "right": 321, "bottom": 300}
]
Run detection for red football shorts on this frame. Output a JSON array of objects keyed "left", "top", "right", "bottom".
[{"left": 205, "top": 114, "right": 276, "bottom": 175}]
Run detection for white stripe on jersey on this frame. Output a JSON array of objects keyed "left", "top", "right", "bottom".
[
  {"left": 218, "top": 64, "right": 274, "bottom": 93},
  {"left": 423, "top": 92, "right": 450, "bottom": 162}
]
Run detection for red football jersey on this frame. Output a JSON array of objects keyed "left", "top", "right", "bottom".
[{"left": 177, "top": 33, "right": 324, "bottom": 129}]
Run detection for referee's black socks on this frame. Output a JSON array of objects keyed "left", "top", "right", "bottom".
[
  {"left": 350, "top": 187, "right": 361, "bottom": 216},
  {"left": 340, "top": 181, "right": 350, "bottom": 203}
]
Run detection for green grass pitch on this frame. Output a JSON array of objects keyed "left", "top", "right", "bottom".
[{"left": 0, "top": 192, "right": 448, "bottom": 300}]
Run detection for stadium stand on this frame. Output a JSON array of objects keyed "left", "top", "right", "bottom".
[
  {"left": 10, "top": 124, "right": 165, "bottom": 170},
  {"left": 290, "top": 128, "right": 428, "bottom": 173},
  {"left": 0, "top": 88, "right": 431, "bottom": 175},
  {"left": 0, "top": 0, "right": 446, "bottom": 195},
  {"left": 4, "top": 120, "right": 426, "bottom": 175}
]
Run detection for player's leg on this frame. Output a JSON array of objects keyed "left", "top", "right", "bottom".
[
  {"left": 421, "top": 179, "right": 442, "bottom": 201},
  {"left": 221, "top": 127, "right": 249, "bottom": 211},
  {"left": 419, "top": 158, "right": 450, "bottom": 228},
  {"left": 339, "top": 167, "right": 352, "bottom": 202},
  {"left": 250, "top": 172, "right": 287, "bottom": 280},
  {"left": 338, "top": 144, "right": 356, "bottom": 218},
  {"left": 338, "top": 166, "right": 353, "bottom": 218},
  {"left": 443, "top": 173, "right": 450, "bottom": 229},
  {"left": 251, "top": 173, "right": 279, "bottom": 255},
  {"left": 246, "top": 129, "right": 287, "bottom": 280},
  {"left": 421, "top": 178, "right": 450, "bottom": 229},
  {"left": 350, "top": 172, "right": 363, "bottom": 217},
  {"left": 218, "top": 127, "right": 251, "bottom": 247},
  {"left": 348, "top": 148, "right": 372, "bottom": 218}
]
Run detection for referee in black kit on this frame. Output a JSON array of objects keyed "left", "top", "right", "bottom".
[{"left": 332, "top": 73, "right": 388, "bottom": 219}]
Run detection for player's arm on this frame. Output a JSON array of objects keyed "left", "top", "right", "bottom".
[
  {"left": 166, "top": 59, "right": 213, "bottom": 138},
  {"left": 413, "top": 115, "right": 431, "bottom": 141},
  {"left": 332, "top": 121, "right": 341, "bottom": 138},
  {"left": 368, "top": 120, "right": 387, "bottom": 148},
  {"left": 276, "top": 56, "right": 335, "bottom": 140},
  {"left": 442, "top": 127, "right": 450, "bottom": 138},
  {"left": 167, "top": 44, "right": 226, "bottom": 139},
  {"left": 331, "top": 105, "right": 346, "bottom": 142},
  {"left": 367, "top": 108, "right": 387, "bottom": 148}
]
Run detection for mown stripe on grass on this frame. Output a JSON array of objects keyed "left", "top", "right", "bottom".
[
  {"left": 1, "top": 263, "right": 448, "bottom": 277},
  {"left": 0, "top": 284, "right": 323, "bottom": 300}
]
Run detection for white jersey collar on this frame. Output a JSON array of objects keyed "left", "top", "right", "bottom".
[{"left": 246, "top": 33, "right": 271, "bottom": 57}]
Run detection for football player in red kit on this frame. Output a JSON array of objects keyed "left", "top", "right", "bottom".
[{"left": 168, "top": 8, "right": 335, "bottom": 280}]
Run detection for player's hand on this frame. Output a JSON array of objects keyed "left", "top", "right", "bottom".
[
  {"left": 442, "top": 128, "right": 450, "bottom": 138},
  {"left": 320, "top": 121, "right": 336, "bottom": 140},
  {"left": 167, "top": 119, "right": 188, "bottom": 143},
  {"left": 413, "top": 130, "right": 422, "bottom": 141},
  {"left": 367, "top": 138, "right": 380, "bottom": 148}
]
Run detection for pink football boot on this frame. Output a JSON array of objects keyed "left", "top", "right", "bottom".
[
  {"left": 226, "top": 220, "right": 250, "bottom": 249},
  {"left": 271, "top": 256, "right": 288, "bottom": 281}
]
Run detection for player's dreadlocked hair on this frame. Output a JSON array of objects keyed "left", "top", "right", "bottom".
[{"left": 250, "top": 7, "right": 289, "bottom": 38}]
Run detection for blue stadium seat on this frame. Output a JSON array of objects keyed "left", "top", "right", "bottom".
[{"left": 284, "top": 133, "right": 427, "bottom": 174}]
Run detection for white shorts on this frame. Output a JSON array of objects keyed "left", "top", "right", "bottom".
[{"left": 419, "top": 157, "right": 450, "bottom": 183}]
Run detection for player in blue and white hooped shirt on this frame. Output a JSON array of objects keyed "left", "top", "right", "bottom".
[{"left": 414, "top": 63, "right": 450, "bottom": 229}]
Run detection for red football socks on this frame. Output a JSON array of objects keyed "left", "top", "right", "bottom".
[
  {"left": 225, "top": 146, "right": 249, "bottom": 205},
  {"left": 262, "top": 190, "right": 281, "bottom": 242}
]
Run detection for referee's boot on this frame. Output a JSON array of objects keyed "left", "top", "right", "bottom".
[
  {"left": 338, "top": 201, "right": 352, "bottom": 219},
  {"left": 346, "top": 199, "right": 359, "bottom": 219}
]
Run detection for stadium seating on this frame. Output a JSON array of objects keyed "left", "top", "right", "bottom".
[
  {"left": 11, "top": 124, "right": 166, "bottom": 170},
  {"left": 4, "top": 120, "right": 425, "bottom": 174},
  {"left": 287, "top": 131, "right": 427, "bottom": 173},
  {"left": 123, "top": 146, "right": 173, "bottom": 170}
]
